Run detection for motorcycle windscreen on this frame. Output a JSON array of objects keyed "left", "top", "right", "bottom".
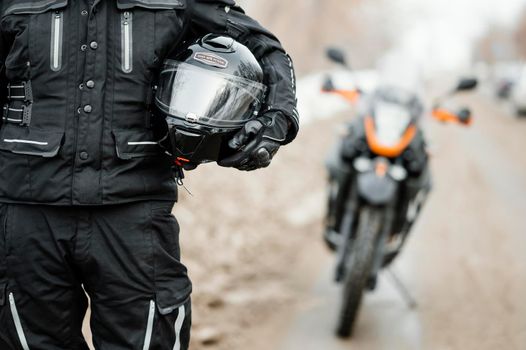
[
  {"left": 155, "top": 61, "right": 266, "bottom": 128},
  {"left": 373, "top": 102, "right": 412, "bottom": 147}
]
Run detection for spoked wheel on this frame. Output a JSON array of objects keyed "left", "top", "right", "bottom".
[{"left": 336, "top": 206, "right": 383, "bottom": 338}]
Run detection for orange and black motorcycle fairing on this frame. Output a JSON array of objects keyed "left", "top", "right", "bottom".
[{"left": 325, "top": 86, "right": 431, "bottom": 265}]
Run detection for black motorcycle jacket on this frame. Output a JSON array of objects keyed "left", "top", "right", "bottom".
[{"left": 0, "top": 0, "right": 298, "bottom": 205}]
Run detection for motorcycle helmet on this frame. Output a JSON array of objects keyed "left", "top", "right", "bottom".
[{"left": 154, "top": 34, "right": 267, "bottom": 167}]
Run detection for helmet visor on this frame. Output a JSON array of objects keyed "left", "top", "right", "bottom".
[{"left": 155, "top": 61, "right": 266, "bottom": 128}]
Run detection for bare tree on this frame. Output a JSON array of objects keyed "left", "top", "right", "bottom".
[
  {"left": 242, "top": 0, "right": 393, "bottom": 74},
  {"left": 514, "top": 8, "right": 526, "bottom": 59}
]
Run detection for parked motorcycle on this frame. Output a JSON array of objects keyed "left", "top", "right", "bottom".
[{"left": 322, "top": 48, "right": 478, "bottom": 338}]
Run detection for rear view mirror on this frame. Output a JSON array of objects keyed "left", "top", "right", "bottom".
[
  {"left": 455, "top": 78, "right": 478, "bottom": 92},
  {"left": 456, "top": 108, "right": 472, "bottom": 125},
  {"left": 432, "top": 107, "right": 473, "bottom": 126},
  {"left": 326, "top": 47, "right": 349, "bottom": 67}
]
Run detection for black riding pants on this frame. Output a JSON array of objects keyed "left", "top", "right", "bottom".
[{"left": 0, "top": 201, "right": 192, "bottom": 350}]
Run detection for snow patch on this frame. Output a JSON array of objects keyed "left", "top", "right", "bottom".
[{"left": 296, "top": 70, "right": 379, "bottom": 125}]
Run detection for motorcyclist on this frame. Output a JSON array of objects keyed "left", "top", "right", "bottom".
[{"left": 0, "top": 1, "right": 298, "bottom": 349}]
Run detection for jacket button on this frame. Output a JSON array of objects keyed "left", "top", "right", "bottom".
[
  {"left": 81, "top": 44, "right": 88, "bottom": 51},
  {"left": 86, "top": 80, "right": 95, "bottom": 89},
  {"left": 81, "top": 10, "right": 88, "bottom": 16},
  {"left": 79, "top": 152, "right": 89, "bottom": 160},
  {"left": 90, "top": 41, "right": 99, "bottom": 50},
  {"left": 83, "top": 105, "right": 93, "bottom": 113}
]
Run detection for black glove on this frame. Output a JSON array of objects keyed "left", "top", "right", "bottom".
[{"left": 218, "top": 111, "right": 289, "bottom": 171}]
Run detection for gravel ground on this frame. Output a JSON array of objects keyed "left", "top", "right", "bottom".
[
  {"left": 177, "top": 114, "right": 336, "bottom": 350},
  {"left": 176, "top": 92, "right": 526, "bottom": 350}
]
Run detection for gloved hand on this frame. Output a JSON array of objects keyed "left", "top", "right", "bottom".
[{"left": 218, "top": 111, "right": 289, "bottom": 171}]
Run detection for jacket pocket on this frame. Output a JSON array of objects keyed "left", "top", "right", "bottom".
[
  {"left": 113, "top": 129, "right": 162, "bottom": 160},
  {"left": 117, "top": 0, "right": 185, "bottom": 73},
  {"left": 2, "top": 0, "right": 69, "bottom": 78},
  {"left": 3, "top": 0, "right": 68, "bottom": 16},
  {"left": 116, "top": 0, "right": 186, "bottom": 10},
  {"left": 0, "top": 125, "right": 64, "bottom": 157}
]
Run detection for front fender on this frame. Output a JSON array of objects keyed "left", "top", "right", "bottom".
[{"left": 357, "top": 172, "right": 398, "bottom": 205}]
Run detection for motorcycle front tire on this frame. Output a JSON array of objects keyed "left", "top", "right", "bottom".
[{"left": 336, "top": 206, "right": 383, "bottom": 338}]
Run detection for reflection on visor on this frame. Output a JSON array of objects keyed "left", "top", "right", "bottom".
[{"left": 156, "top": 62, "right": 266, "bottom": 128}]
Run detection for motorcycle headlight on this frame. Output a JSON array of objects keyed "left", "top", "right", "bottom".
[
  {"left": 389, "top": 164, "right": 408, "bottom": 181},
  {"left": 353, "top": 157, "right": 373, "bottom": 172}
]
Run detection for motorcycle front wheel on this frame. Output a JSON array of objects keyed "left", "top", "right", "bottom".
[{"left": 336, "top": 205, "right": 383, "bottom": 338}]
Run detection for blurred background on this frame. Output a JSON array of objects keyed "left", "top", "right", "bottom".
[{"left": 95, "top": 1, "right": 526, "bottom": 349}]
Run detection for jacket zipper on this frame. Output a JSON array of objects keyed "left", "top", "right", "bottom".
[
  {"left": 142, "top": 300, "right": 156, "bottom": 350},
  {"left": 50, "top": 10, "right": 64, "bottom": 71},
  {"left": 9, "top": 293, "right": 30, "bottom": 350},
  {"left": 121, "top": 11, "right": 133, "bottom": 73}
]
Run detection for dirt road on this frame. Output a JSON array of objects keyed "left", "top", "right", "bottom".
[
  {"left": 275, "top": 94, "right": 526, "bottom": 350},
  {"left": 166, "top": 91, "right": 526, "bottom": 350},
  {"left": 220, "top": 2, "right": 526, "bottom": 348}
]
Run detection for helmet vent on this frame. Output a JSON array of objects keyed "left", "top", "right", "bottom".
[{"left": 201, "top": 34, "right": 235, "bottom": 53}]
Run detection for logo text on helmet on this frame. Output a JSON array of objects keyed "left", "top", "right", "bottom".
[{"left": 193, "top": 52, "right": 229, "bottom": 69}]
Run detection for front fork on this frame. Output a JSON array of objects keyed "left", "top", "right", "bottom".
[
  {"left": 367, "top": 204, "right": 395, "bottom": 290},
  {"left": 334, "top": 183, "right": 358, "bottom": 282},
  {"left": 334, "top": 183, "right": 398, "bottom": 286}
]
